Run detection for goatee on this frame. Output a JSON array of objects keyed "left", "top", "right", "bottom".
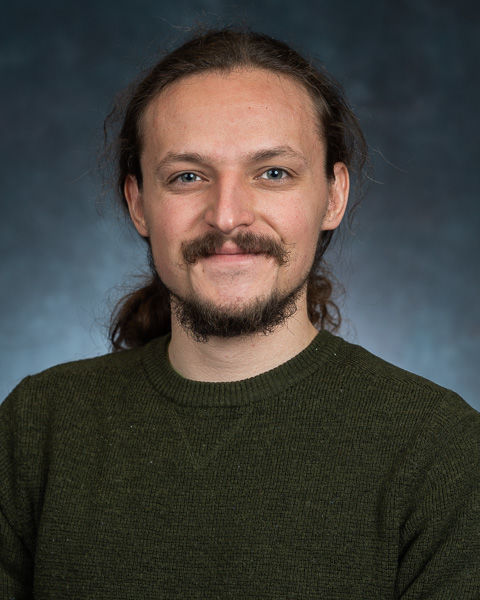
[{"left": 170, "top": 278, "right": 307, "bottom": 343}]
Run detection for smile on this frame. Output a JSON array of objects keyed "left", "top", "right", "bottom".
[{"left": 203, "top": 252, "right": 266, "bottom": 264}]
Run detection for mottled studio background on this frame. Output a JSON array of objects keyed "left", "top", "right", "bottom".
[{"left": 1, "top": 0, "right": 479, "bottom": 409}]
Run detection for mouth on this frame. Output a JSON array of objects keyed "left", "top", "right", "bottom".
[
  {"left": 202, "top": 245, "right": 267, "bottom": 264},
  {"left": 212, "top": 243, "right": 264, "bottom": 257},
  {"left": 212, "top": 250, "right": 263, "bottom": 257}
]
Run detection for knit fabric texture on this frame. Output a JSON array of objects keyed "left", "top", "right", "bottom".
[{"left": 1, "top": 330, "right": 479, "bottom": 599}]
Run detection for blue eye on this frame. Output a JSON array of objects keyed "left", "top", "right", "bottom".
[
  {"left": 260, "top": 168, "right": 288, "bottom": 180},
  {"left": 176, "top": 172, "right": 201, "bottom": 183}
]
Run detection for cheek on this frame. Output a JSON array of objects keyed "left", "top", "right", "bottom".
[
  {"left": 274, "top": 204, "right": 323, "bottom": 260},
  {"left": 145, "top": 202, "right": 202, "bottom": 290},
  {"left": 144, "top": 200, "right": 183, "bottom": 252},
  {"left": 144, "top": 194, "right": 201, "bottom": 243},
  {"left": 147, "top": 221, "right": 180, "bottom": 280}
]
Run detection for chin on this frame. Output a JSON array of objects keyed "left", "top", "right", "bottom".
[
  {"left": 170, "top": 279, "right": 307, "bottom": 342},
  {"left": 207, "top": 293, "right": 270, "bottom": 311}
]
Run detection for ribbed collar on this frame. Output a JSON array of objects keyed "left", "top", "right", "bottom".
[{"left": 141, "top": 330, "right": 341, "bottom": 407}]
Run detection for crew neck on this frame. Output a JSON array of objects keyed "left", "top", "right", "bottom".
[{"left": 141, "top": 330, "right": 341, "bottom": 407}]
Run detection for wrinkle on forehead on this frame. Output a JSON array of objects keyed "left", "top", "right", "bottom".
[{"left": 139, "top": 67, "right": 326, "bottom": 171}]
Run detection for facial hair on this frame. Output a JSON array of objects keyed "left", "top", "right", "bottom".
[{"left": 166, "top": 230, "right": 308, "bottom": 343}]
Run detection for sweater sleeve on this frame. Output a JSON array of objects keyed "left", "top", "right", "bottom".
[
  {"left": 395, "top": 392, "right": 480, "bottom": 599},
  {"left": 0, "top": 380, "right": 36, "bottom": 599}
]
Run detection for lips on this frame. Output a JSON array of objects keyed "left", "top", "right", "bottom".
[
  {"left": 213, "top": 243, "right": 261, "bottom": 256},
  {"left": 203, "top": 243, "right": 264, "bottom": 264},
  {"left": 215, "top": 242, "right": 261, "bottom": 255}
]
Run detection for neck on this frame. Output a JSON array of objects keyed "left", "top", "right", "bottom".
[{"left": 167, "top": 299, "right": 318, "bottom": 382}]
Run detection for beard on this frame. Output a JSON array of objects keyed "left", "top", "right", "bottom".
[
  {"left": 169, "top": 277, "right": 308, "bottom": 343},
  {"left": 162, "top": 230, "right": 310, "bottom": 343}
]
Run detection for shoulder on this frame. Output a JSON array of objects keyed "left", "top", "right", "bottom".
[
  {"left": 321, "top": 331, "right": 478, "bottom": 431},
  {"left": 330, "top": 332, "right": 448, "bottom": 391},
  {"left": 319, "top": 334, "right": 480, "bottom": 505},
  {"left": 23, "top": 343, "right": 145, "bottom": 385},
  {"left": 0, "top": 337, "right": 168, "bottom": 426}
]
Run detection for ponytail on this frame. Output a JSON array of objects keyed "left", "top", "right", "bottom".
[
  {"left": 110, "top": 273, "right": 171, "bottom": 351},
  {"left": 306, "top": 267, "right": 342, "bottom": 333}
]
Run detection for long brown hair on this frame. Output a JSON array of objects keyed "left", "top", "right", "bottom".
[{"left": 106, "top": 27, "right": 368, "bottom": 350}]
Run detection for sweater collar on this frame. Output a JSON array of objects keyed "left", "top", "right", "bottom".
[{"left": 141, "top": 330, "right": 341, "bottom": 407}]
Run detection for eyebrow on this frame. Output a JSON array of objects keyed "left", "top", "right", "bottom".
[{"left": 154, "top": 145, "right": 308, "bottom": 174}]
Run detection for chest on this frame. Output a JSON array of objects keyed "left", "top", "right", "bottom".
[{"left": 32, "top": 407, "right": 399, "bottom": 598}]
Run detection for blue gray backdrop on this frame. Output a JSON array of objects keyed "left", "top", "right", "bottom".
[{"left": 2, "top": 0, "right": 479, "bottom": 409}]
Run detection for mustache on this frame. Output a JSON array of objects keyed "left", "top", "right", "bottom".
[{"left": 181, "top": 231, "right": 290, "bottom": 266}]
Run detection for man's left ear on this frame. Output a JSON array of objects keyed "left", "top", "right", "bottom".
[{"left": 322, "top": 162, "right": 350, "bottom": 231}]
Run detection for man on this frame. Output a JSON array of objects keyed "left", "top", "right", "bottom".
[{"left": 1, "top": 28, "right": 479, "bottom": 599}]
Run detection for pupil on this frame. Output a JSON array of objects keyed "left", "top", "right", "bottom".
[{"left": 269, "top": 169, "right": 280, "bottom": 178}]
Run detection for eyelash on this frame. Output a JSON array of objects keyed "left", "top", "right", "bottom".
[{"left": 169, "top": 168, "right": 291, "bottom": 185}]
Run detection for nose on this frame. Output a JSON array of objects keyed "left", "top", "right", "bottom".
[{"left": 203, "top": 173, "right": 255, "bottom": 234}]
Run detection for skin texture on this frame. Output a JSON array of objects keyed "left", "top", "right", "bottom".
[{"left": 124, "top": 68, "right": 349, "bottom": 381}]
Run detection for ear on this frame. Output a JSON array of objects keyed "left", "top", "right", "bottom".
[
  {"left": 124, "top": 174, "right": 149, "bottom": 237},
  {"left": 322, "top": 162, "right": 350, "bottom": 231}
]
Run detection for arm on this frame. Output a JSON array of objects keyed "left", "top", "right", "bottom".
[
  {"left": 396, "top": 394, "right": 480, "bottom": 598},
  {"left": 0, "top": 381, "right": 36, "bottom": 599},
  {"left": 0, "top": 507, "right": 34, "bottom": 598}
]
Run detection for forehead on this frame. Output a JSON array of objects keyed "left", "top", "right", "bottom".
[{"left": 140, "top": 68, "right": 324, "bottom": 165}]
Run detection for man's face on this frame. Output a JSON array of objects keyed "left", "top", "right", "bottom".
[{"left": 125, "top": 68, "right": 348, "bottom": 336}]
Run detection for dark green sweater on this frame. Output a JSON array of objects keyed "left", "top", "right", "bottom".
[{"left": 1, "top": 331, "right": 479, "bottom": 599}]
